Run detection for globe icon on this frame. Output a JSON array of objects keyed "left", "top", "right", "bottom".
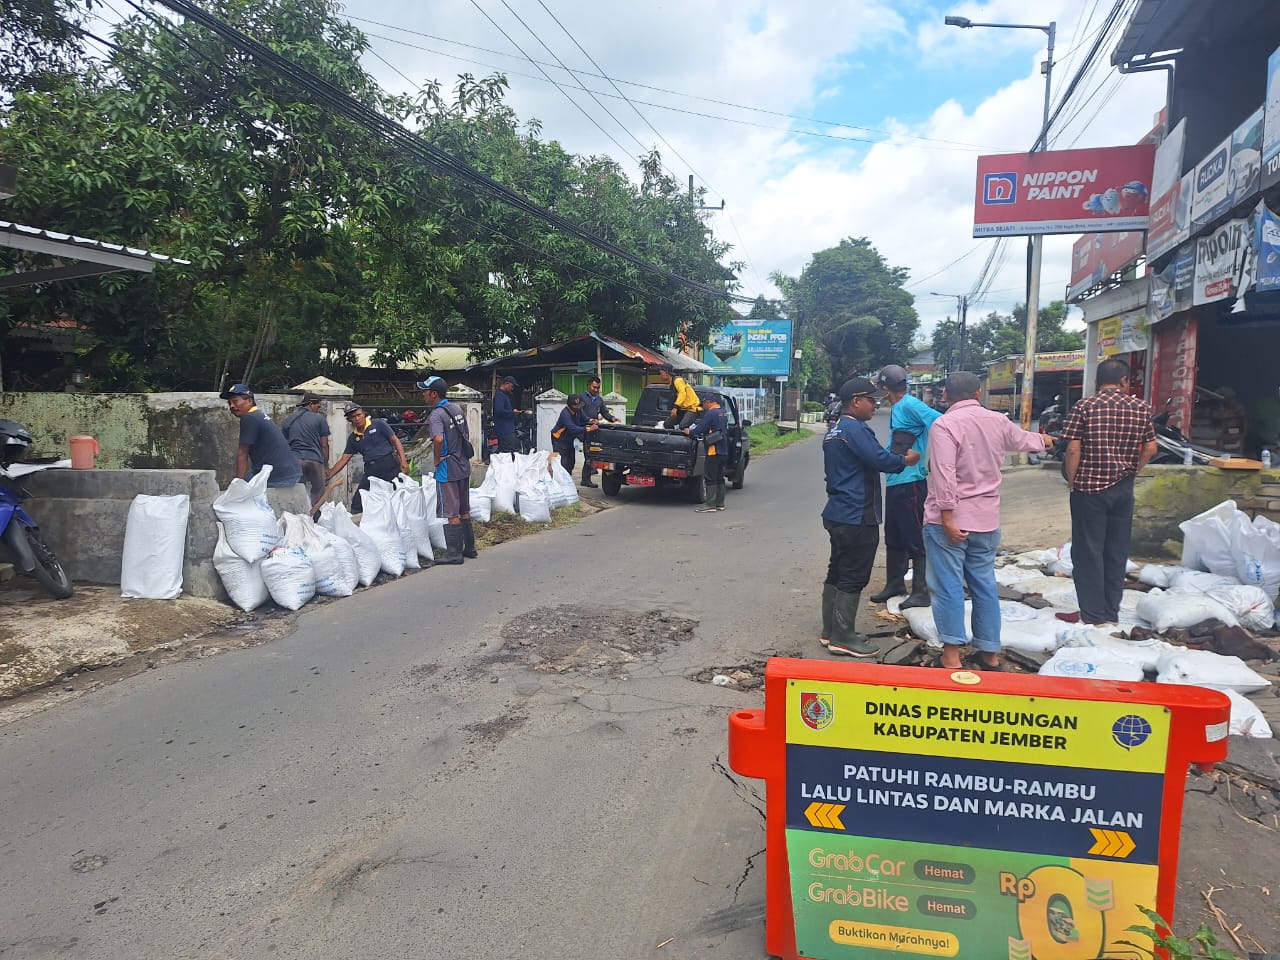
[{"left": 1112, "top": 714, "right": 1152, "bottom": 750}]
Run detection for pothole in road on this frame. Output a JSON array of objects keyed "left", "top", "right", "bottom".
[
  {"left": 493, "top": 606, "right": 698, "bottom": 675},
  {"left": 691, "top": 649, "right": 802, "bottom": 691}
]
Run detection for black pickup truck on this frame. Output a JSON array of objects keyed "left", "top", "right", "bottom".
[{"left": 586, "top": 386, "right": 751, "bottom": 503}]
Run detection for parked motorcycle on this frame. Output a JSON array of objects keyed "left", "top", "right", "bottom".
[{"left": 0, "top": 420, "right": 74, "bottom": 599}]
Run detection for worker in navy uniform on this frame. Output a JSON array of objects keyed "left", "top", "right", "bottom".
[
  {"left": 280, "top": 394, "right": 331, "bottom": 506},
  {"left": 419, "top": 376, "right": 475, "bottom": 564},
  {"left": 220, "top": 383, "right": 303, "bottom": 488},
  {"left": 326, "top": 402, "right": 409, "bottom": 514},
  {"left": 492, "top": 375, "right": 522, "bottom": 454},
  {"left": 820, "top": 377, "right": 918, "bottom": 658},
  {"left": 551, "top": 394, "right": 596, "bottom": 477},
  {"left": 577, "top": 375, "right": 617, "bottom": 487},
  {"left": 684, "top": 395, "right": 728, "bottom": 512}
]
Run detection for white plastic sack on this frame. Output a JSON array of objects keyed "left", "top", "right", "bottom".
[
  {"left": 518, "top": 485, "right": 552, "bottom": 524},
  {"left": 1169, "top": 568, "right": 1240, "bottom": 592},
  {"left": 1179, "top": 500, "right": 1239, "bottom": 576},
  {"left": 549, "top": 455, "right": 580, "bottom": 508},
  {"left": 485, "top": 454, "right": 518, "bottom": 516},
  {"left": 995, "top": 565, "right": 1044, "bottom": 587},
  {"left": 212, "top": 465, "right": 281, "bottom": 562},
  {"left": 1004, "top": 575, "right": 1080, "bottom": 611},
  {"left": 358, "top": 480, "right": 406, "bottom": 577},
  {"left": 1000, "top": 618, "right": 1065, "bottom": 656},
  {"left": 394, "top": 474, "right": 435, "bottom": 561},
  {"left": 1055, "top": 627, "right": 1173, "bottom": 672},
  {"left": 315, "top": 527, "right": 359, "bottom": 597},
  {"left": 1205, "top": 584, "right": 1275, "bottom": 632},
  {"left": 1039, "top": 647, "right": 1146, "bottom": 682},
  {"left": 1156, "top": 648, "right": 1272, "bottom": 694},
  {"left": 1135, "top": 588, "right": 1237, "bottom": 631},
  {"left": 1224, "top": 689, "right": 1274, "bottom": 738},
  {"left": 470, "top": 494, "right": 492, "bottom": 523},
  {"left": 280, "top": 513, "right": 356, "bottom": 598},
  {"left": 319, "top": 502, "right": 381, "bottom": 587},
  {"left": 1138, "top": 564, "right": 1187, "bottom": 588},
  {"left": 384, "top": 481, "right": 420, "bottom": 571},
  {"left": 120, "top": 494, "right": 190, "bottom": 600},
  {"left": 1230, "top": 512, "right": 1280, "bottom": 599},
  {"left": 260, "top": 546, "right": 316, "bottom": 611},
  {"left": 213, "top": 522, "right": 269, "bottom": 611},
  {"left": 1046, "top": 541, "right": 1074, "bottom": 578}
]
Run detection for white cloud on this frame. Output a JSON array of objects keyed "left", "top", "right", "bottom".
[{"left": 351, "top": 0, "right": 1164, "bottom": 346}]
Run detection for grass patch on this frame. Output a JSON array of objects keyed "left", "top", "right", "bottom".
[
  {"left": 747, "top": 421, "right": 814, "bottom": 455},
  {"left": 474, "top": 502, "right": 592, "bottom": 548}
]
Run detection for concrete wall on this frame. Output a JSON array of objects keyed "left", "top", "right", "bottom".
[{"left": 1133, "top": 464, "right": 1280, "bottom": 556}]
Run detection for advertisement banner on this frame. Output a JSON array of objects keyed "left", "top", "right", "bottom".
[
  {"left": 1033, "top": 351, "right": 1085, "bottom": 373},
  {"left": 1097, "top": 310, "right": 1150, "bottom": 358},
  {"left": 1191, "top": 135, "right": 1233, "bottom": 228},
  {"left": 1150, "top": 315, "right": 1198, "bottom": 433},
  {"left": 704, "top": 319, "right": 793, "bottom": 376},
  {"left": 1146, "top": 119, "right": 1188, "bottom": 261},
  {"left": 1149, "top": 244, "right": 1196, "bottom": 325},
  {"left": 1068, "top": 231, "right": 1146, "bottom": 300},
  {"left": 986, "top": 359, "right": 1017, "bottom": 391},
  {"left": 973, "top": 145, "right": 1155, "bottom": 237},
  {"left": 1193, "top": 217, "right": 1253, "bottom": 305},
  {"left": 1256, "top": 200, "right": 1280, "bottom": 293},
  {"left": 1229, "top": 107, "right": 1264, "bottom": 208},
  {"left": 1264, "top": 45, "right": 1280, "bottom": 190}
]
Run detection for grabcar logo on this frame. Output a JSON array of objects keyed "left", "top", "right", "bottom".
[{"left": 984, "top": 172, "right": 1018, "bottom": 205}]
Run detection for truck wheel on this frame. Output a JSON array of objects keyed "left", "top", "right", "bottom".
[
  {"left": 731, "top": 455, "right": 748, "bottom": 490},
  {"left": 601, "top": 473, "right": 623, "bottom": 497},
  {"left": 686, "top": 473, "right": 707, "bottom": 504}
]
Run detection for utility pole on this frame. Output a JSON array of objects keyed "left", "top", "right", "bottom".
[{"left": 931, "top": 292, "right": 970, "bottom": 372}]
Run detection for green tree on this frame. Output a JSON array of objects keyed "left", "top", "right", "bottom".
[{"left": 929, "top": 300, "right": 1082, "bottom": 372}]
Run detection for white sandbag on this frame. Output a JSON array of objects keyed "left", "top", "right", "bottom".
[
  {"left": 998, "top": 599, "right": 1046, "bottom": 622},
  {"left": 1039, "top": 646, "right": 1146, "bottom": 682},
  {"left": 470, "top": 494, "right": 492, "bottom": 523},
  {"left": 394, "top": 474, "right": 435, "bottom": 561},
  {"left": 212, "top": 465, "right": 281, "bottom": 562},
  {"left": 416, "top": 477, "right": 448, "bottom": 550},
  {"left": 1224, "top": 689, "right": 1274, "bottom": 738},
  {"left": 550, "top": 456, "right": 580, "bottom": 507},
  {"left": 1046, "top": 541, "right": 1074, "bottom": 578},
  {"left": 1179, "top": 500, "right": 1239, "bottom": 576},
  {"left": 385, "top": 483, "right": 420, "bottom": 571},
  {"left": 1169, "top": 568, "right": 1240, "bottom": 592},
  {"left": 1056, "top": 627, "right": 1173, "bottom": 672},
  {"left": 1230, "top": 512, "right": 1280, "bottom": 599},
  {"left": 1205, "top": 584, "right": 1275, "bottom": 632},
  {"left": 1138, "top": 564, "right": 1186, "bottom": 588},
  {"left": 213, "top": 522, "right": 269, "bottom": 611},
  {"left": 902, "top": 605, "right": 954, "bottom": 645},
  {"left": 427, "top": 518, "right": 447, "bottom": 552},
  {"left": 1156, "top": 648, "right": 1272, "bottom": 693},
  {"left": 518, "top": 484, "right": 552, "bottom": 524},
  {"left": 358, "top": 480, "right": 405, "bottom": 577},
  {"left": 280, "top": 513, "right": 355, "bottom": 598},
  {"left": 318, "top": 502, "right": 381, "bottom": 587},
  {"left": 120, "top": 493, "right": 190, "bottom": 600},
  {"left": 1006, "top": 548, "right": 1058, "bottom": 568},
  {"left": 260, "top": 546, "right": 315, "bottom": 611},
  {"left": 1118, "top": 589, "right": 1150, "bottom": 626},
  {"left": 486, "top": 454, "right": 518, "bottom": 515},
  {"left": 1135, "top": 588, "right": 1237, "bottom": 631},
  {"left": 1000, "top": 618, "right": 1064, "bottom": 656},
  {"left": 995, "top": 565, "right": 1044, "bottom": 587},
  {"left": 315, "top": 527, "right": 358, "bottom": 597},
  {"left": 1005, "top": 575, "right": 1080, "bottom": 611}
]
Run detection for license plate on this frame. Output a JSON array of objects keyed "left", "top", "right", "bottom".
[{"left": 626, "top": 474, "right": 656, "bottom": 487}]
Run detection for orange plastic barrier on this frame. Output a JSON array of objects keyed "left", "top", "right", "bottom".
[{"left": 728, "top": 658, "right": 1230, "bottom": 960}]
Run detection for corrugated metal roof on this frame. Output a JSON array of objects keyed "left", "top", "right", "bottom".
[
  {"left": 469, "top": 332, "right": 692, "bottom": 371},
  {"left": 0, "top": 220, "right": 190, "bottom": 264}
]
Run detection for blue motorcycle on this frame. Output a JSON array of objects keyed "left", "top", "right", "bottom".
[{"left": 0, "top": 420, "right": 73, "bottom": 599}]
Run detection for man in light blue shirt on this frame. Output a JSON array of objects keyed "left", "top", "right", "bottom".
[{"left": 868, "top": 364, "right": 941, "bottom": 609}]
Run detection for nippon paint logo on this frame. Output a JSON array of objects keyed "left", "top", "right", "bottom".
[{"left": 983, "top": 172, "right": 1018, "bottom": 205}]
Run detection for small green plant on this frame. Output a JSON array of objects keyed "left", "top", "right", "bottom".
[{"left": 1120, "top": 907, "right": 1241, "bottom": 960}]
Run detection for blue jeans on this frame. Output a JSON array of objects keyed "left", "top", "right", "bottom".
[{"left": 924, "top": 524, "right": 1002, "bottom": 652}]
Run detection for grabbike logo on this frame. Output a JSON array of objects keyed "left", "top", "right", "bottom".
[{"left": 983, "top": 172, "right": 1018, "bottom": 205}]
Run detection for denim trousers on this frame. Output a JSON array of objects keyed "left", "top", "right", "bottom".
[{"left": 924, "top": 523, "right": 1002, "bottom": 652}]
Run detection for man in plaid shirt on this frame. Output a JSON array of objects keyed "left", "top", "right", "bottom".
[{"left": 1061, "top": 358, "right": 1157, "bottom": 624}]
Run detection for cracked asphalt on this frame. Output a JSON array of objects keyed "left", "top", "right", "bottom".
[{"left": 0, "top": 426, "right": 833, "bottom": 960}]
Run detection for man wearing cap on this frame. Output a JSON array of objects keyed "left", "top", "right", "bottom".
[
  {"left": 220, "top": 383, "right": 303, "bottom": 489},
  {"left": 325, "top": 403, "right": 409, "bottom": 514},
  {"left": 578, "top": 375, "right": 617, "bottom": 487},
  {"left": 868, "top": 364, "right": 941, "bottom": 610},
  {"left": 281, "top": 395, "right": 331, "bottom": 505},
  {"left": 684, "top": 393, "right": 728, "bottom": 512},
  {"left": 820, "top": 377, "right": 919, "bottom": 657},
  {"left": 658, "top": 365, "right": 702, "bottom": 429},
  {"left": 419, "top": 376, "right": 475, "bottom": 564},
  {"left": 492, "top": 376, "right": 522, "bottom": 454},
  {"left": 923, "top": 371, "right": 1055, "bottom": 670},
  {"left": 551, "top": 394, "right": 596, "bottom": 478}
]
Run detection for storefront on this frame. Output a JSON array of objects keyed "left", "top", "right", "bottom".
[{"left": 982, "top": 351, "right": 1085, "bottom": 421}]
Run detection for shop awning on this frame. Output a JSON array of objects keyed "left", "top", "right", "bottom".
[
  {"left": 1112, "top": 0, "right": 1274, "bottom": 65},
  {"left": 0, "top": 220, "right": 190, "bottom": 289},
  {"left": 468, "top": 331, "right": 708, "bottom": 373}
]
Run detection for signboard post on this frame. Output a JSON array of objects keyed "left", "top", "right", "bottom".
[{"left": 729, "top": 659, "right": 1228, "bottom": 960}]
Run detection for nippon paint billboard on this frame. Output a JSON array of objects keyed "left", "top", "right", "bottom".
[
  {"left": 973, "top": 144, "right": 1156, "bottom": 236},
  {"left": 704, "top": 319, "right": 793, "bottom": 376}
]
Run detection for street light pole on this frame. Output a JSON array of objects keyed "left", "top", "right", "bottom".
[
  {"left": 931, "top": 292, "right": 969, "bottom": 371},
  {"left": 945, "top": 15, "right": 1054, "bottom": 428}
]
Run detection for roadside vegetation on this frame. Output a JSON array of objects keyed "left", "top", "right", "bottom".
[{"left": 747, "top": 421, "right": 813, "bottom": 455}]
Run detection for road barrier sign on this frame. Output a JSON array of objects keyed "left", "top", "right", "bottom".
[{"left": 727, "top": 659, "right": 1229, "bottom": 960}]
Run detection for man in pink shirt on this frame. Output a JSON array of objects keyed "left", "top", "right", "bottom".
[{"left": 923, "top": 372, "right": 1054, "bottom": 669}]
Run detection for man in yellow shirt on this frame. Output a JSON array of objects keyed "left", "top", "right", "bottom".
[{"left": 658, "top": 364, "right": 702, "bottom": 429}]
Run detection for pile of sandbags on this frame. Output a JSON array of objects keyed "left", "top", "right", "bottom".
[{"left": 472, "top": 452, "right": 574, "bottom": 525}]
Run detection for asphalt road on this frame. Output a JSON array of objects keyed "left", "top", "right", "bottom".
[{"left": 0, "top": 425, "right": 844, "bottom": 960}]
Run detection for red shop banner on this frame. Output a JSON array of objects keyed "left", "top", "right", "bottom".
[
  {"left": 1068, "top": 230, "right": 1147, "bottom": 300},
  {"left": 974, "top": 144, "right": 1156, "bottom": 237},
  {"left": 1150, "top": 315, "right": 1199, "bottom": 434}
]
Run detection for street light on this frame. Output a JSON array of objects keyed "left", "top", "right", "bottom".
[
  {"left": 930, "top": 292, "right": 969, "bottom": 372},
  {"left": 946, "top": 14, "right": 1055, "bottom": 430}
]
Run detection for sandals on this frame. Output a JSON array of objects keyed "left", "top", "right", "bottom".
[{"left": 962, "top": 652, "right": 1005, "bottom": 672}]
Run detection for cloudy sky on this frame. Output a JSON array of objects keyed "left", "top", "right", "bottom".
[{"left": 348, "top": 0, "right": 1163, "bottom": 340}]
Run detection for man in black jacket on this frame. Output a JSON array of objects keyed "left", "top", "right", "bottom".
[
  {"left": 551, "top": 394, "right": 596, "bottom": 476},
  {"left": 685, "top": 395, "right": 728, "bottom": 512}
]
